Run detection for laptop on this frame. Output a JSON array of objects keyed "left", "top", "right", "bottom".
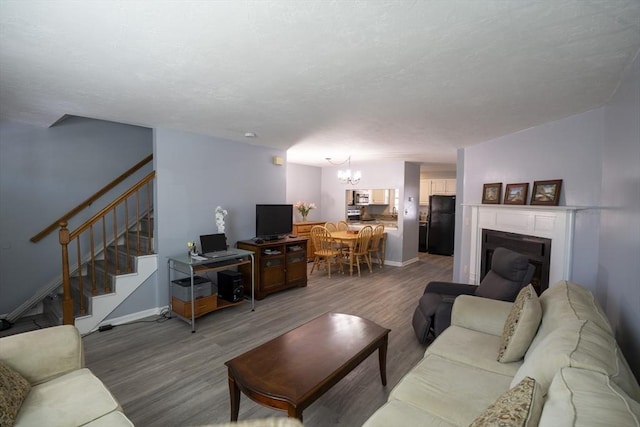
[{"left": 200, "top": 233, "right": 237, "bottom": 258}]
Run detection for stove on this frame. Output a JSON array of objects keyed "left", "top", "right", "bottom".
[{"left": 346, "top": 205, "right": 360, "bottom": 221}]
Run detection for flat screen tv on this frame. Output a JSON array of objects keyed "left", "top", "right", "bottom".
[{"left": 255, "top": 204, "right": 293, "bottom": 240}]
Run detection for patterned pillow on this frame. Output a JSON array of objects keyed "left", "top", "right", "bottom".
[
  {"left": 470, "top": 376, "right": 543, "bottom": 427},
  {"left": 498, "top": 284, "right": 542, "bottom": 363},
  {"left": 0, "top": 361, "right": 31, "bottom": 427}
]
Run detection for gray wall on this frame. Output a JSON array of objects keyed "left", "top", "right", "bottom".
[
  {"left": 599, "top": 52, "right": 640, "bottom": 378},
  {"left": 153, "top": 128, "right": 287, "bottom": 309},
  {"left": 459, "top": 108, "right": 603, "bottom": 286},
  {"left": 457, "top": 51, "right": 639, "bottom": 377},
  {"left": 401, "top": 162, "right": 421, "bottom": 261},
  {"left": 286, "top": 163, "right": 322, "bottom": 222},
  {"left": 0, "top": 117, "right": 152, "bottom": 315}
]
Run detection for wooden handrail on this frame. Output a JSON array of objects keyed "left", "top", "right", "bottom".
[
  {"left": 31, "top": 154, "right": 153, "bottom": 243},
  {"left": 68, "top": 171, "right": 155, "bottom": 240},
  {"left": 59, "top": 170, "right": 156, "bottom": 324}
]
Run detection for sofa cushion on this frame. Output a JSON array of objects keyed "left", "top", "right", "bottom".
[
  {"left": 529, "top": 280, "right": 612, "bottom": 353},
  {"left": 389, "top": 354, "right": 513, "bottom": 425},
  {"left": 469, "top": 376, "right": 543, "bottom": 427},
  {"left": 14, "top": 368, "right": 121, "bottom": 427},
  {"left": 451, "top": 295, "right": 513, "bottom": 336},
  {"left": 511, "top": 320, "right": 635, "bottom": 397},
  {"left": 427, "top": 325, "right": 522, "bottom": 377},
  {"left": 0, "top": 361, "right": 31, "bottom": 427},
  {"left": 362, "top": 399, "right": 457, "bottom": 427},
  {"left": 539, "top": 367, "right": 640, "bottom": 427},
  {"left": 498, "top": 285, "right": 542, "bottom": 363}
]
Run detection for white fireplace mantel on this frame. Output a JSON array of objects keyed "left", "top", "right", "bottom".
[{"left": 466, "top": 204, "right": 592, "bottom": 286}]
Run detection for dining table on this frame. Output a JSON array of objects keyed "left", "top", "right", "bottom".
[{"left": 330, "top": 229, "right": 387, "bottom": 276}]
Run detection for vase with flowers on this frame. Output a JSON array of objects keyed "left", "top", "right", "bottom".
[
  {"left": 187, "top": 241, "right": 197, "bottom": 256},
  {"left": 294, "top": 201, "right": 316, "bottom": 222}
]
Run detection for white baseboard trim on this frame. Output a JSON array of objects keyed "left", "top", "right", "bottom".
[{"left": 385, "top": 257, "right": 420, "bottom": 267}]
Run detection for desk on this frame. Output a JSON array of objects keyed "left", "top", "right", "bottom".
[
  {"left": 167, "top": 249, "right": 255, "bottom": 332},
  {"left": 330, "top": 230, "right": 387, "bottom": 276}
]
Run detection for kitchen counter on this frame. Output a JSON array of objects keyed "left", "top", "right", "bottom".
[{"left": 348, "top": 220, "right": 398, "bottom": 230}]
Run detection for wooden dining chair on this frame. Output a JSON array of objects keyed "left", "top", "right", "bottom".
[
  {"left": 310, "top": 226, "right": 343, "bottom": 278},
  {"left": 335, "top": 220, "right": 350, "bottom": 254},
  {"left": 368, "top": 225, "right": 385, "bottom": 268},
  {"left": 336, "top": 221, "right": 349, "bottom": 231},
  {"left": 324, "top": 222, "right": 337, "bottom": 232},
  {"left": 346, "top": 226, "right": 373, "bottom": 276}
]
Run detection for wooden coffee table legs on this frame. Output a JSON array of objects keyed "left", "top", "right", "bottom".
[
  {"left": 379, "top": 333, "right": 388, "bottom": 386},
  {"left": 228, "top": 375, "right": 240, "bottom": 421}
]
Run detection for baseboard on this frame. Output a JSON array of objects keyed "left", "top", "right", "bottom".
[{"left": 385, "top": 257, "right": 420, "bottom": 267}]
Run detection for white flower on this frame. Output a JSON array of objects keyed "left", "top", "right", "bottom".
[
  {"left": 215, "top": 206, "right": 228, "bottom": 233},
  {"left": 294, "top": 201, "right": 316, "bottom": 216}
]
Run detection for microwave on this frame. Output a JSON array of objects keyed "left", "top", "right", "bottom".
[{"left": 355, "top": 192, "right": 369, "bottom": 205}]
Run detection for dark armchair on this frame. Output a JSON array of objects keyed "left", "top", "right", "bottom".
[{"left": 412, "top": 247, "right": 535, "bottom": 343}]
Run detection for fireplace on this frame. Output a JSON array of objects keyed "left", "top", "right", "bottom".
[
  {"left": 481, "top": 229, "right": 551, "bottom": 295},
  {"left": 469, "top": 205, "right": 586, "bottom": 291}
]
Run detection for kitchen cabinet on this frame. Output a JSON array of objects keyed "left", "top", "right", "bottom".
[
  {"left": 431, "top": 179, "right": 456, "bottom": 195},
  {"left": 420, "top": 179, "right": 431, "bottom": 205},
  {"left": 421, "top": 179, "right": 456, "bottom": 204},
  {"left": 370, "top": 189, "right": 389, "bottom": 205},
  {"left": 346, "top": 190, "right": 354, "bottom": 205}
]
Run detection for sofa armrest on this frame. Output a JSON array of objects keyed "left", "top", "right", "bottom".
[
  {"left": 451, "top": 295, "right": 513, "bottom": 336},
  {"left": 0, "top": 325, "right": 84, "bottom": 385}
]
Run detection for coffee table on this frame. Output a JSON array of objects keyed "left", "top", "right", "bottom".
[{"left": 224, "top": 312, "right": 391, "bottom": 421}]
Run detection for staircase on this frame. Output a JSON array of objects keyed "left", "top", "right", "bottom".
[
  {"left": 18, "top": 155, "right": 158, "bottom": 335},
  {"left": 44, "top": 216, "right": 157, "bottom": 334}
]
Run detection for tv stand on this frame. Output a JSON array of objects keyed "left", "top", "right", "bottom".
[{"left": 237, "top": 236, "right": 308, "bottom": 300}]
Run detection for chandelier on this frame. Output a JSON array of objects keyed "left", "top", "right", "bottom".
[{"left": 326, "top": 156, "right": 361, "bottom": 185}]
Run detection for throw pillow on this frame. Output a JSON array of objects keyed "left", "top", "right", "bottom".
[
  {"left": 469, "top": 376, "right": 543, "bottom": 427},
  {"left": 498, "top": 284, "right": 542, "bottom": 363},
  {"left": 0, "top": 361, "right": 31, "bottom": 427}
]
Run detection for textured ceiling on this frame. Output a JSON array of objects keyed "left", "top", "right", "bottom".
[{"left": 1, "top": 1, "right": 639, "bottom": 168}]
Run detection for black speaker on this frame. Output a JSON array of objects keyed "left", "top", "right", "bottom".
[{"left": 217, "top": 270, "right": 244, "bottom": 303}]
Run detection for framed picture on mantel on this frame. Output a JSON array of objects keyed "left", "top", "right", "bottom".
[
  {"left": 482, "top": 183, "right": 502, "bottom": 204},
  {"left": 531, "top": 179, "right": 563, "bottom": 206},
  {"left": 504, "top": 183, "right": 529, "bottom": 205}
]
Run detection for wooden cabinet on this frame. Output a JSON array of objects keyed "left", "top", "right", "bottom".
[
  {"left": 420, "top": 179, "right": 431, "bottom": 205},
  {"left": 370, "top": 189, "right": 389, "bottom": 205},
  {"left": 431, "top": 179, "right": 456, "bottom": 195},
  {"left": 293, "top": 221, "right": 324, "bottom": 260},
  {"left": 421, "top": 179, "right": 456, "bottom": 204},
  {"left": 237, "top": 237, "right": 308, "bottom": 300}
]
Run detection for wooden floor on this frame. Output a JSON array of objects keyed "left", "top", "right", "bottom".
[{"left": 79, "top": 253, "right": 451, "bottom": 426}]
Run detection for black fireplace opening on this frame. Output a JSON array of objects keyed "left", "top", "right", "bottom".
[{"left": 481, "top": 229, "right": 552, "bottom": 295}]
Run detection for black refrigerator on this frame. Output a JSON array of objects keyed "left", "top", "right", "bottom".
[{"left": 428, "top": 195, "right": 455, "bottom": 255}]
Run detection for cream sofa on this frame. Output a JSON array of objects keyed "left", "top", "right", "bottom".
[
  {"left": 0, "top": 325, "right": 133, "bottom": 427},
  {"left": 364, "top": 281, "right": 640, "bottom": 426}
]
